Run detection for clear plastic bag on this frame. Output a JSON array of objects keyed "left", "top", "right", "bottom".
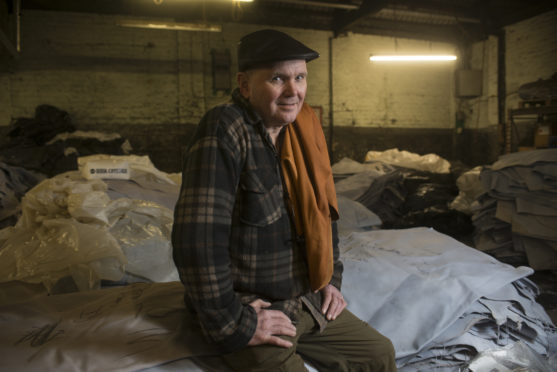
[
  {"left": 0, "top": 168, "right": 179, "bottom": 293},
  {"left": 468, "top": 341, "right": 554, "bottom": 372}
]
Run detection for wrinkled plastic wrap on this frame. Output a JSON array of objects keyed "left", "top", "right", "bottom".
[
  {"left": 0, "top": 164, "right": 179, "bottom": 292},
  {"left": 468, "top": 341, "right": 555, "bottom": 372},
  {"left": 364, "top": 148, "right": 451, "bottom": 174},
  {"left": 0, "top": 172, "right": 126, "bottom": 291},
  {"left": 109, "top": 198, "right": 177, "bottom": 283},
  {"left": 449, "top": 166, "right": 484, "bottom": 215}
]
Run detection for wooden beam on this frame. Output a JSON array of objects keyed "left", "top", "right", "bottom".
[
  {"left": 349, "top": 18, "right": 486, "bottom": 44},
  {"left": 393, "top": 0, "right": 480, "bottom": 20},
  {"left": 333, "top": 0, "right": 389, "bottom": 35}
]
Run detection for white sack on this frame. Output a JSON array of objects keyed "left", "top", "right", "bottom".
[
  {"left": 449, "top": 166, "right": 485, "bottom": 215},
  {"left": 364, "top": 148, "right": 451, "bottom": 174}
]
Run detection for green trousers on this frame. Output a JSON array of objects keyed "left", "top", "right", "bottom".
[{"left": 221, "top": 308, "right": 397, "bottom": 372}]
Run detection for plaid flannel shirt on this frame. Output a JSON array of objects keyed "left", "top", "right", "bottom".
[{"left": 172, "top": 89, "right": 343, "bottom": 353}]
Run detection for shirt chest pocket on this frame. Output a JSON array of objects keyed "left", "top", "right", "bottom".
[{"left": 239, "top": 170, "right": 284, "bottom": 227}]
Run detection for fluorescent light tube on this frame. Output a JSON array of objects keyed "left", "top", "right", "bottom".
[
  {"left": 370, "top": 55, "right": 457, "bottom": 61},
  {"left": 118, "top": 20, "right": 221, "bottom": 32}
]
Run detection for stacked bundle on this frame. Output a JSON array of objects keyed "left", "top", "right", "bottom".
[
  {"left": 473, "top": 149, "right": 557, "bottom": 269},
  {"left": 332, "top": 155, "right": 473, "bottom": 241},
  {"left": 398, "top": 278, "right": 555, "bottom": 370},
  {"left": 340, "top": 227, "right": 555, "bottom": 371},
  {"left": 333, "top": 158, "right": 407, "bottom": 226}
]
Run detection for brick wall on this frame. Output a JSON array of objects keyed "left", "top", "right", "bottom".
[
  {"left": 461, "top": 9, "right": 557, "bottom": 156},
  {"left": 332, "top": 32, "right": 456, "bottom": 129},
  {"left": 505, "top": 9, "right": 557, "bottom": 110},
  {"left": 1, "top": 10, "right": 457, "bottom": 129},
  {"left": 0, "top": 11, "right": 333, "bottom": 128},
  {"left": 463, "top": 9, "right": 557, "bottom": 131},
  {"left": 1, "top": 9, "right": 554, "bottom": 169}
]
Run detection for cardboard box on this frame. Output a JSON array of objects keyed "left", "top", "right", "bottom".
[{"left": 534, "top": 123, "right": 557, "bottom": 148}]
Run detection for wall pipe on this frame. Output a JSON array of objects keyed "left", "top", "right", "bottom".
[
  {"left": 0, "top": 0, "right": 19, "bottom": 57},
  {"left": 328, "top": 34, "right": 334, "bottom": 161},
  {"left": 16, "top": 0, "right": 20, "bottom": 52},
  {"left": 497, "top": 29, "right": 507, "bottom": 153}
]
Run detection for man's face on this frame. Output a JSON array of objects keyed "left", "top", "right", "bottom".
[{"left": 238, "top": 59, "right": 307, "bottom": 130}]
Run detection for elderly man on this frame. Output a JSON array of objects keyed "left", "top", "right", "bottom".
[{"left": 172, "top": 29, "right": 396, "bottom": 371}]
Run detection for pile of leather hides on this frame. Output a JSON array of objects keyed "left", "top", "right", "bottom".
[
  {"left": 332, "top": 156, "right": 473, "bottom": 244},
  {"left": 472, "top": 149, "right": 557, "bottom": 269},
  {"left": 334, "top": 158, "right": 406, "bottom": 226},
  {"left": 1, "top": 227, "right": 555, "bottom": 371}
]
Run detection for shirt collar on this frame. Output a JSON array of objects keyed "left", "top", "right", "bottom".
[
  {"left": 231, "top": 88, "right": 277, "bottom": 146},
  {"left": 231, "top": 88, "right": 261, "bottom": 125}
]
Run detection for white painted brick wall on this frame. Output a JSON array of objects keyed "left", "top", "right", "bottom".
[
  {"left": 0, "top": 11, "right": 332, "bottom": 127},
  {"left": 333, "top": 33, "right": 457, "bottom": 128},
  {"left": 462, "top": 35, "right": 499, "bottom": 129},
  {"left": 505, "top": 9, "right": 557, "bottom": 109},
  {"left": 2, "top": 11, "right": 186, "bottom": 125},
  {"left": 466, "top": 9, "right": 557, "bottom": 129},
  {"left": 1, "top": 9, "right": 553, "bottom": 132}
]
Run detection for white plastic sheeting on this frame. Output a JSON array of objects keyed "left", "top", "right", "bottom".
[
  {"left": 449, "top": 166, "right": 484, "bottom": 215},
  {"left": 468, "top": 341, "right": 555, "bottom": 371},
  {"left": 0, "top": 155, "right": 180, "bottom": 292},
  {"left": 0, "top": 172, "right": 127, "bottom": 291},
  {"left": 364, "top": 148, "right": 451, "bottom": 174}
]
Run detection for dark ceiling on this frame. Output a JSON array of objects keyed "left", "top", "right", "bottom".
[{"left": 19, "top": 0, "right": 557, "bottom": 45}]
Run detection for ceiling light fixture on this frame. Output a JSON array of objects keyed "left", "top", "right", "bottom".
[
  {"left": 152, "top": 0, "right": 253, "bottom": 3},
  {"left": 117, "top": 20, "right": 221, "bottom": 32},
  {"left": 370, "top": 55, "right": 457, "bottom": 62}
]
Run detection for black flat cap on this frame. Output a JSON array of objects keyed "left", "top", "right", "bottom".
[{"left": 238, "top": 29, "right": 319, "bottom": 71}]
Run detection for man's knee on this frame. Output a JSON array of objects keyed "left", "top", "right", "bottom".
[
  {"left": 364, "top": 334, "right": 397, "bottom": 372},
  {"left": 370, "top": 333, "right": 395, "bottom": 360},
  {"left": 221, "top": 344, "right": 307, "bottom": 372},
  {"left": 354, "top": 323, "right": 396, "bottom": 371}
]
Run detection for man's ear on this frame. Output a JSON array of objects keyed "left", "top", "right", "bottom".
[{"left": 237, "top": 72, "right": 250, "bottom": 99}]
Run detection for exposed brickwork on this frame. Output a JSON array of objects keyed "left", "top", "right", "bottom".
[
  {"left": 505, "top": 9, "right": 557, "bottom": 110},
  {"left": 1, "top": 9, "right": 555, "bottom": 169}
]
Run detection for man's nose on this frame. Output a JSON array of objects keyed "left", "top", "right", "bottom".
[{"left": 283, "top": 79, "right": 298, "bottom": 96}]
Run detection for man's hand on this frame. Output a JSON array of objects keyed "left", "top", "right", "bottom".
[
  {"left": 319, "top": 284, "right": 346, "bottom": 321},
  {"left": 247, "top": 299, "right": 297, "bottom": 348}
]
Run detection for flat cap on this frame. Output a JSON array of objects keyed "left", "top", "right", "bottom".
[{"left": 238, "top": 29, "right": 319, "bottom": 71}]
